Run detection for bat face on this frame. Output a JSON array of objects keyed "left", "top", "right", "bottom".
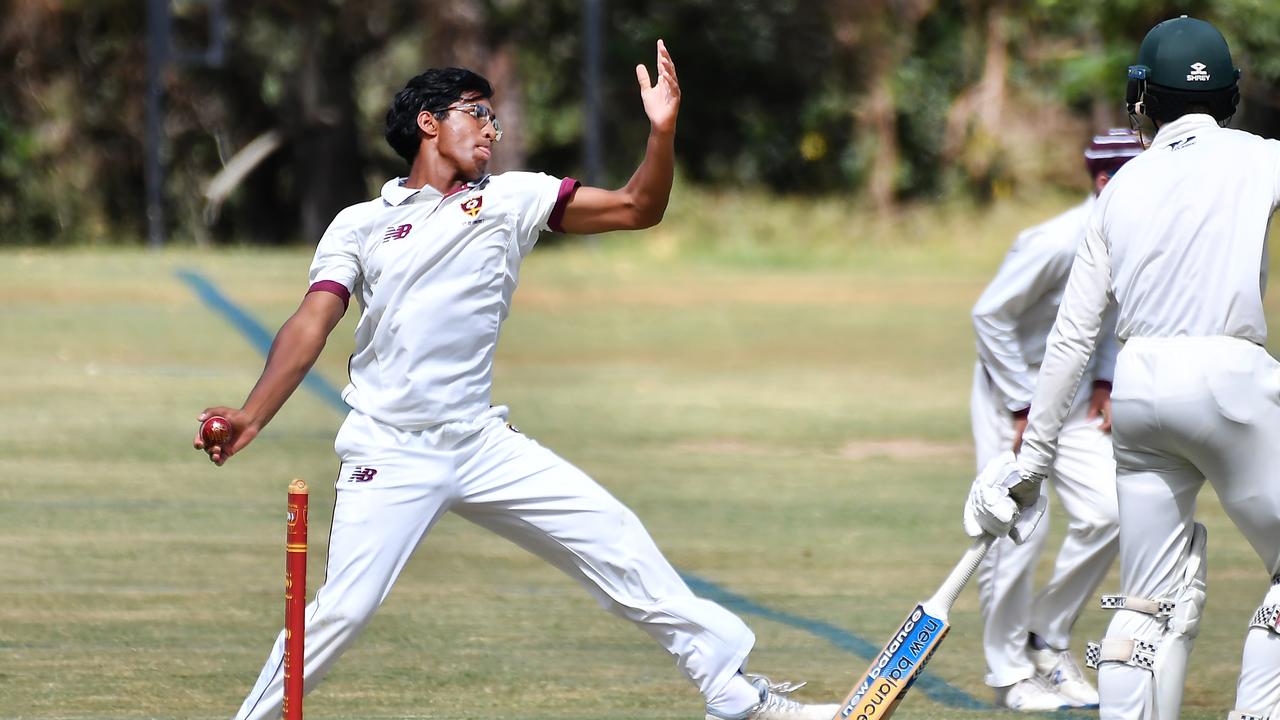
[{"left": 834, "top": 605, "right": 950, "bottom": 720}]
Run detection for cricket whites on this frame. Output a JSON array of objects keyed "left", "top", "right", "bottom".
[
  {"left": 832, "top": 534, "right": 994, "bottom": 720},
  {"left": 284, "top": 479, "right": 309, "bottom": 720}
]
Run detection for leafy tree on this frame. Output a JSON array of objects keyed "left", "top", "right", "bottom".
[{"left": 4, "top": 0, "right": 1280, "bottom": 245}]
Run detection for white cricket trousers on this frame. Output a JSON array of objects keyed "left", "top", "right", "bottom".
[
  {"left": 1102, "top": 337, "right": 1280, "bottom": 720},
  {"left": 233, "top": 407, "right": 755, "bottom": 720},
  {"left": 971, "top": 363, "right": 1120, "bottom": 687}
]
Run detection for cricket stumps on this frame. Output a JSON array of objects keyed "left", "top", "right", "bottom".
[{"left": 284, "top": 479, "right": 309, "bottom": 720}]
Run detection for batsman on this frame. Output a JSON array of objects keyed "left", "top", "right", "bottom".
[
  {"left": 193, "top": 41, "right": 837, "bottom": 720},
  {"left": 966, "top": 16, "right": 1280, "bottom": 720}
]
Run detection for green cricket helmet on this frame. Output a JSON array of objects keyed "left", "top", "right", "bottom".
[{"left": 1126, "top": 16, "right": 1240, "bottom": 123}]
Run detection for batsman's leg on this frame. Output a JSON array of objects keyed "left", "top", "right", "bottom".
[
  {"left": 1088, "top": 458, "right": 1204, "bottom": 720},
  {"left": 1232, "top": 578, "right": 1280, "bottom": 720},
  {"left": 1090, "top": 343, "right": 1213, "bottom": 720},
  {"left": 1181, "top": 344, "right": 1280, "bottom": 719}
]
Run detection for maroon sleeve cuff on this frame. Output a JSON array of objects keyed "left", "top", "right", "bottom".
[
  {"left": 1093, "top": 379, "right": 1113, "bottom": 391},
  {"left": 307, "top": 280, "right": 350, "bottom": 310},
  {"left": 1011, "top": 407, "right": 1030, "bottom": 419},
  {"left": 547, "top": 176, "right": 580, "bottom": 233}
]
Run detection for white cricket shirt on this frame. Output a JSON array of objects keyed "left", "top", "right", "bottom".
[
  {"left": 972, "top": 195, "right": 1118, "bottom": 414},
  {"left": 307, "top": 172, "right": 579, "bottom": 429},
  {"left": 1022, "top": 114, "right": 1280, "bottom": 476}
]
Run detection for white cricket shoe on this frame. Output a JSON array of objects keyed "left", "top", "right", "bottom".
[
  {"left": 1031, "top": 647, "right": 1100, "bottom": 708},
  {"left": 994, "top": 675, "right": 1074, "bottom": 712},
  {"left": 705, "top": 675, "right": 841, "bottom": 720}
]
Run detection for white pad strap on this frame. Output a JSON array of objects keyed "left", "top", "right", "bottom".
[
  {"left": 1101, "top": 594, "right": 1175, "bottom": 618},
  {"left": 1088, "top": 524, "right": 1208, "bottom": 720},
  {"left": 1249, "top": 574, "right": 1280, "bottom": 634},
  {"left": 1250, "top": 605, "right": 1280, "bottom": 633},
  {"left": 1084, "top": 638, "right": 1157, "bottom": 671}
]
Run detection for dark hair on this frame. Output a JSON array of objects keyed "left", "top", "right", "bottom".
[
  {"left": 384, "top": 68, "right": 493, "bottom": 165},
  {"left": 1143, "top": 82, "right": 1239, "bottom": 124}
]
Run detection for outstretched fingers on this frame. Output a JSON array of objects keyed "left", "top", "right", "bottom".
[
  {"left": 634, "top": 62, "right": 652, "bottom": 91},
  {"left": 656, "top": 39, "right": 678, "bottom": 95},
  {"left": 635, "top": 39, "right": 679, "bottom": 133}
]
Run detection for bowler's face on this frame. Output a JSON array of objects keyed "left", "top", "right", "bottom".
[{"left": 436, "top": 94, "right": 498, "bottom": 180}]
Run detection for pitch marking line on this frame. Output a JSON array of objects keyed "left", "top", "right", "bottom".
[
  {"left": 176, "top": 267, "right": 994, "bottom": 712},
  {"left": 176, "top": 269, "right": 347, "bottom": 409}
]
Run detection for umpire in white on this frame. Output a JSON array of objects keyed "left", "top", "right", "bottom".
[
  {"left": 966, "top": 15, "right": 1280, "bottom": 720},
  {"left": 970, "top": 130, "right": 1140, "bottom": 711}
]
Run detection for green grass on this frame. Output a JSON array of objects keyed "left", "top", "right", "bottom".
[{"left": 1, "top": 194, "right": 1276, "bottom": 718}]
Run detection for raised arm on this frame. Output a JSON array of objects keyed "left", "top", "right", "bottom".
[
  {"left": 559, "top": 39, "right": 680, "bottom": 235},
  {"left": 193, "top": 290, "right": 347, "bottom": 465}
]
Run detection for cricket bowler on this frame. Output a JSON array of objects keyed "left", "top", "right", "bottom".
[{"left": 194, "top": 41, "right": 838, "bottom": 720}]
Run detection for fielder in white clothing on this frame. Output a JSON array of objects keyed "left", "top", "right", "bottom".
[
  {"left": 970, "top": 130, "right": 1141, "bottom": 711},
  {"left": 964, "top": 16, "right": 1280, "bottom": 720},
  {"left": 193, "top": 42, "right": 837, "bottom": 720}
]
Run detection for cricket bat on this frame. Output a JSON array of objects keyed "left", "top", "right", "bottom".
[{"left": 832, "top": 534, "right": 995, "bottom": 720}]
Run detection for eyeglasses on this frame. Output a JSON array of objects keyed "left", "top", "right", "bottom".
[{"left": 443, "top": 103, "right": 503, "bottom": 142}]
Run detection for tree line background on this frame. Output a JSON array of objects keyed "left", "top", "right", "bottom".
[{"left": 4, "top": 0, "right": 1280, "bottom": 246}]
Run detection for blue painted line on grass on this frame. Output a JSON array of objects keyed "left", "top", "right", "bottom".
[
  {"left": 176, "top": 267, "right": 989, "bottom": 712},
  {"left": 175, "top": 269, "right": 348, "bottom": 410},
  {"left": 681, "top": 573, "right": 989, "bottom": 711}
]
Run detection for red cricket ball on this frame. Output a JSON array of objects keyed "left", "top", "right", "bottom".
[{"left": 201, "top": 416, "right": 233, "bottom": 447}]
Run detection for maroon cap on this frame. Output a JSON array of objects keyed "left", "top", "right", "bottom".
[{"left": 1084, "top": 128, "right": 1144, "bottom": 177}]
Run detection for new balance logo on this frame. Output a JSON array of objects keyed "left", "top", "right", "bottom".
[
  {"left": 382, "top": 224, "right": 412, "bottom": 241},
  {"left": 349, "top": 466, "right": 378, "bottom": 483},
  {"left": 1187, "top": 63, "right": 1211, "bottom": 82}
]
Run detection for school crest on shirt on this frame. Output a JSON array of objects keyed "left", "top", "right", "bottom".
[{"left": 460, "top": 196, "right": 484, "bottom": 218}]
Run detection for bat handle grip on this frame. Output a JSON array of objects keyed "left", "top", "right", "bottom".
[{"left": 927, "top": 534, "right": 995, "bottom": 612}]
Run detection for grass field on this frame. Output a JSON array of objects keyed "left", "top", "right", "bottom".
[{"left": 2, "top": 195, "right": 1277, "bottom": 719}]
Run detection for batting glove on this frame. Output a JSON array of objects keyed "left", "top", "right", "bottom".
[{"left": 962, "top": 451, "right": 1048, "bottom": 544}]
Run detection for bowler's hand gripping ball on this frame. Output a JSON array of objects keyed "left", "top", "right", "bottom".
[{"left": 201, "top": 416, "right": 233, "bottom": 447}]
